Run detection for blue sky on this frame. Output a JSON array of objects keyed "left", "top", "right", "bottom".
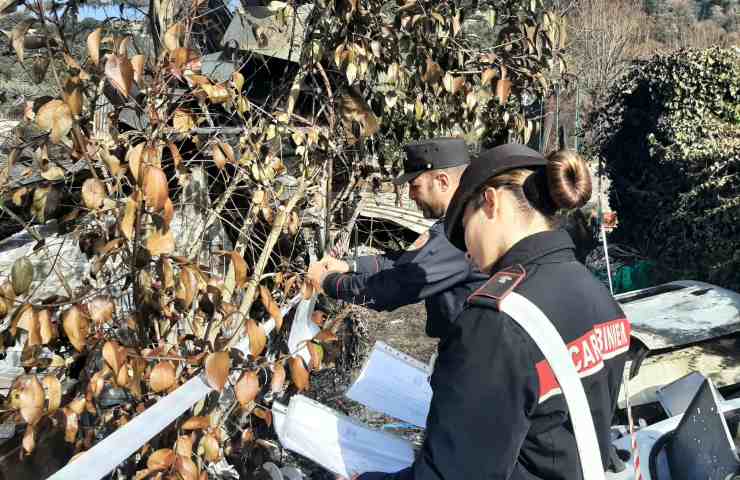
[{"left": 78, "top": 4, "right": 145, "bottom": 21}]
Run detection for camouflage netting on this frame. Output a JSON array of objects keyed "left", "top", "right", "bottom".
[{"left": 590, "top": 46, "right": 740, "bottom": 290}]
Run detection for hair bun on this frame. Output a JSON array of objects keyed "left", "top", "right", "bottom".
[{"left": 545, "top": 149, "right": 592, "bottom": 210}]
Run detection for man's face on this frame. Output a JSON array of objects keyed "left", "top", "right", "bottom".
[{"left": 408, "top": 171, "right": 445, "bottom": 219}]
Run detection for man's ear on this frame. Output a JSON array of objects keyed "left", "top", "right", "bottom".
[
  {"left": 436, "top": 171, "right": 451, "bottom": 191},
  {"left": 481, "top": 187, "right": 497, "bottom": 219}
]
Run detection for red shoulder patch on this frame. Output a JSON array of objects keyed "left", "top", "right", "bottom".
[{"left": 467, "top": 265, "right": 526, "bottom": 309}]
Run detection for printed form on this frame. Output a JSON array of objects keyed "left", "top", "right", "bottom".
[
  {"left": 346, "top": 341, "right": 433, "bottom": 428},
  {"left": 279, "top": 395, "right": 415, "bottom": 477}
]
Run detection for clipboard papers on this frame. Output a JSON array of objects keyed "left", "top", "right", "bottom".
[
  {"left": 273, "top": 396, "right": 415, "bottom": 478},
  {"left": 270, "top": 341, "right": 432, "bottom": 477},
  {"left": 346, "top": 341, "right": 433, "bottom": 428}
]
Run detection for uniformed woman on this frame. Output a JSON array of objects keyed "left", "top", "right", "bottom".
[{"left": 351, "top": 144, "right": 630, "bottom": 480}]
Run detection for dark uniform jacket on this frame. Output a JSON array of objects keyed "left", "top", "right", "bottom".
[
  {"left": 361, "top": 230, "right": 630, "bottom": 480},
  {"left": 323, "top": 220, "right": 487, "bottom": 339}
]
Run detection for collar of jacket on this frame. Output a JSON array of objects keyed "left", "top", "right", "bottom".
[{"left": 490, "top": 229, "right": 576, "bottom": 274}]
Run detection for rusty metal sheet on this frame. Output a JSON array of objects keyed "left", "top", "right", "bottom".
[
  {"left": 221, "top": 4, "right": 313, "bottom": 62},
  {"left": 358, "top": 192, "right": 435, "bottom": 234},
  {"left": 617, "top": 281, "right": 740, "bottom": 351},
  {"left": 618, "top": 336, "right": 740, "bottom": 408}
]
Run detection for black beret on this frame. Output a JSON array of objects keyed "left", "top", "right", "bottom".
[
  {"left": 393, "top": 137, "right": 470, "bottom": 185},
  {"left": 445, "top": 143, "right": 547, "bottom": 250}
]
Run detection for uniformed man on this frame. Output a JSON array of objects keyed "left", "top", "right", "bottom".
[
  {"left": 307, "top": 137, "right": 487, "bottom": 340},
  {"left": 349, "top": 145, "right": 629, "bottom": 480}
]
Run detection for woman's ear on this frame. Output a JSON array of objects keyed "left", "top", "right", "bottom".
[{"left": 481, "top": 187, "right": 497, "bottom": 219}]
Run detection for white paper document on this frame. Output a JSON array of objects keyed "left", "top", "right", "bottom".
[
  {"left": 346, "top": 341, "right": 433, "bottom": 428},
  {"left": 279, "top": 395, "right": 415, "bottom": 477},
  {"left": 287, "top": 296, "right": 320, "bottom": 365}
]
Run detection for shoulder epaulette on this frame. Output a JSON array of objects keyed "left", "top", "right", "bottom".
[{"left": 467, "top": 264, "right": 526, "bottom": 310}]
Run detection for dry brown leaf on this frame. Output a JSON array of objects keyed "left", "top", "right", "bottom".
[
  {"left": 162, "top": 197, "right": 175, "bottom": 228},
  {"left": 11, "top": 19, "right": 33, "bottom": 63},
  {"left": 22, "top": 424, "right": 35, "bottom": 454},
  {"left": 102, "top": 340, "right": 126, "bottom": 375},
  {"left": 201, "top": 84, "right": 231, "bottom": 104},
  {"left": 167, "top": 142, "right": 183, "bottom": 169},
  {"left": 288, "top": 356, "right": 309, "bottom": 391},
  {"left": 40, "top": 164, "right": 65, "bottom": 181},
  {"left": 164, "top": 23, "right": 185, "bottom": 51},
  {"left": 88, "top": 296, "right": 115, "bottom": 325},
  {"left": 495, "top": 78, "right": 512, "bottom": 105},
  {"left": 175, "top": 456, "right": 199, "bottom": 480},
  {"left": 201, "top": 434, "right": 221, "bottom": 462},
  {"left": 211, "top": 142, "right": 227, "bottom": 170},
  {"left": 36, "top": 100, "right": 73, "bottom": 144},
  {"left": 149, "top": 362, "right": 176, "bottom": 393},
  {"left": 173, "top": 109, "right": 195, "bottom": 134},
  {"left": 246, "top": 319, "right": 266, "bottom": 356},
  {"left": 120, "top": 194, "right": 139, "bottom": 241},
  {"left": 176, "top": 435, "right": 193, "bottom": 457},
  {"left": 232, "top": 71, "right": 244, "bottom": 93},
  {"left": 11, "top": 256, "right": 33, "bottom": 295},
  {"left": 235, "top": 370, "right": 260, "bottom": 407},
  {"left": 89, "top": 370, "right": 106, "bottom": 398},
  {"left": 0, "top": 298, "right": 8, "bottom": 320},
  {"left": 11, "top": 187, "right": 27, "bottom": 207},
  {"left": 15, "top": 305, "right": 41, "bottom": 347},
  {"left": 253, "top": 407, "right": 272, "bottom": 427},
  {"left": 131, "top": 54, "right": 145, "bottom": 85},
  {"left": 42, "top": 375, "right": 61, "bottom": 413},
  {"left": 147, "top": 228, "right": 175, "bottom": 256},
  {"left": 38, "top": 309, "right": 56, "bottom": 344},
  {"left": 204, "top": 352, "right": 230, "bottom": 392},
  {"left": 227, "top": 251, "right": 247, "bottom": 289},
  {"left": 105, "top": 54, "right": 134, "bottom": 98},
  {"left": 68, "top": 396, "right": 86, "bottom": 415},
  {"left": 63, "top": 407, "right": 79, "bottom": 443},
  {"left": 270, "top": 362, "right": 286, "bottom": 393},
  {"left": 259, "top": 285, "right": 283, "bottom": 330},
  {"left": 482, "top": 68, "right": 496, "bottom": 85},
  {"left": 62, "top": 77, "right": 83, "bottom": 117},
  {"left": 81, "top": 178, "right": 107, "bottom": 210},
  {"left": 287, "top": 211, "right": 300, "bottom": 236},
  {"left": 147, "top": 448, "right": 175, "bottom": 471},
  {"left": 175, "top": 268, "right": 196, "bottom": 309},
  {"left": 160, "top": 258, "right": 175, "bottom": 290},
  {"left": 339, "top": 88, "right": 380, "bottom": 139},
  {"left": 19, "top": 375, "right": 44, "bottom": 424},
  {"left": 62, "top": 52, "right": 80, "bottom": 69},
  {"left": 62, "top": 305, "right": 88, "bottom": 352},
  {"left": 87, "top": 27, "right": 101, "bottom": 66},
  {"left": 116, "top": 362, "right": 130, "bottom": 387},
  {"left": 143, "top": 166, "right": 169, "bottom": 211},
  {"left": 126, "top": 143, "right": 145, "bottom": 183},
  {"left": 9, "top": 303, "right": 33, "bottom": 337},
  {"left": 182, "top": 416, "right": 209, "bottom": 433},
  {"left": 169, "top": 47, "right": 200, "bottom": 70}
]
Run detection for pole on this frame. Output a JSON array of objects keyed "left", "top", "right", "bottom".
[
  {"left": 575, "top": 83, "right": 580, "bottom": 152},
  {"left": 539, "top": 95, "right": 544, "bottom": 153}
]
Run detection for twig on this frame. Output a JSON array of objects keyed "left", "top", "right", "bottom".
[{"left": 226, "top": 178, "right": 308, "bottom": 348}]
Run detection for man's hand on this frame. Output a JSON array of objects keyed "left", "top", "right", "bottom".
[{"left": 306, "top": 255, "right": 350, "bottom": 292}]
